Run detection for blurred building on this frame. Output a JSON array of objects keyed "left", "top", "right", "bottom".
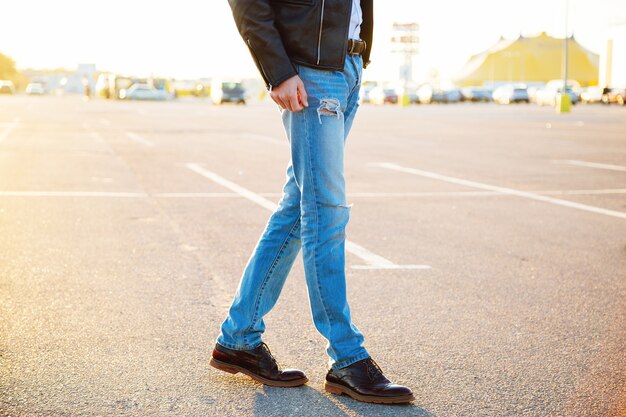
[
  {"left": 454, "top": 32, "right": 599, "bottom": 87},
  {"left": 599, "top": 25, "right": 626, "bottom": 88},
  {"left": 22, "top": 64, "right": 96, "bottom": 94}
]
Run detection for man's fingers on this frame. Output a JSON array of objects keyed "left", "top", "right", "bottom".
[
  {"left": 279, "top": 95, "right": 293, "bottom": 111},
  {"left": 270, "top": 75, "right": 309, "bottom": 112},
  {"left": 272, "top": 91, "right": 302, "bottom": 112},
  {"left": 288, "top": 94, "right": 303, "bottom": 112},
  {"left": 297, "top": 83, "right": 308, "bottom": 107},
  {"left": 270, "top": 93, "right": 286, "bottom": 110}
]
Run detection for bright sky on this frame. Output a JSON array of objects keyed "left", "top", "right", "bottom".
[{"left": 1, "top": 0, "right": 625, "bottom": 82}]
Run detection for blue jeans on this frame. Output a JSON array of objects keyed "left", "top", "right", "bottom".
[{"left": 217, "top": 54, "right": 369, "bottom": 370}]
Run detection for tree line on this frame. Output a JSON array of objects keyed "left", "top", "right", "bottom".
[{"left": 0, "top": 52, "right": 28, "bottom": 90}]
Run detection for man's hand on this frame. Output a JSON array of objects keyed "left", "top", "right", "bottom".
[{"left": 270, "top": 75, "right": 308, "bottom": 112}]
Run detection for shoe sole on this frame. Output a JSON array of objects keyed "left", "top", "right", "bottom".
[
  {"left": 324, "top": 381, "right": 415, "bottom": 404},
  {"left": 209, "top": 357, "right": 308, "bottom": 388}
]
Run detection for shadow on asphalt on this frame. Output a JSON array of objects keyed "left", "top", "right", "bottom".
[{"left": 253, "top": 385, "right": 436, "bottom": 417}]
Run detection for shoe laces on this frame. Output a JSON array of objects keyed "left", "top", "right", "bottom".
[
  {"left": 365, "top": 358, "right": 384, "bottom": 381},
  {"left": 260, "top": 342, "right": 280, "bottom": 370}
]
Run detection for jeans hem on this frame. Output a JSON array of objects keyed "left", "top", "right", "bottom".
[
  {"left": 332, "top": 350, "right": 370, "bottom": 370},
  {"left": 216, "top": 337, "right": 262, "bottom": 351}
]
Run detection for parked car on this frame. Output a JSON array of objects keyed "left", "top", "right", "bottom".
[
  {"left": 492, "top": 85, "right": 529, "bottom": 104},
  {"left": 26, "top": 83, "right": 46, "bottom": 95},
  {"left": 119, "top": 83, "right": 171, "bottom": 101},
  {"left": 526, "top": 84, "right": 545, "bottom": 103},
  {"left": 535, "top": 86, "right": 579, "bottom": 106},
  {"left": 580, "top": 86, "right": 604, "bottom": 104},
  {"left": 369, "top": 86, "right": 398, "bottom": 105},
  {"left": 0, "top": 80, "right": 15, "bottom": 95},
  {"left": 602, "top": 88, "right": 626, "bottom": 105},
  {"left": 461, "top": 86, "right": 493, "bottom": 102},
  {"left": 535, "top": 80, "right": 580, "bottom": 106},
  {"left": 211, "top": 80, "right": 246, "bottom": 105},
  {"left": 417, "top": 85, "right": 462, "bottom": 104}
]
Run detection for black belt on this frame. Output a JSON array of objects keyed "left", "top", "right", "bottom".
[{"left": 347, "top": 39, "right": 366, "bottom": 55}]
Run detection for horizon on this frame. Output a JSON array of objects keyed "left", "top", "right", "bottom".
[{"left": 2, "top": 0, "right": 626, "bottom": 82}]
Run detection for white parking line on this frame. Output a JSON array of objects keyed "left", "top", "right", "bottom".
[
  {"left": 154, "top": 192, "right": 244, "bottom": 198},
  {"left": 125, "top": 131, "right": 154, "bottom": 147},
  {"left": 0, "top": 118, "right": 20, "bottom": 144},
  {"left": 185, "top": 162, "right": 430, "bottom": 270},
  {"left": 543, "top": 189, "right": 626, "bottom": 195},
  {"left": 2, "top": 190, "right": 625, "bottom": 200},
  {"left": 261, "top": 190, "right": 626, "bottom": 197},
  {"left": 0, "top": 191, "right": 147, "bottom": 197},
  {"left": 554, "top": 159, "right": 626, "bottom": 172},
  {"left": 376, "top": 162, "right": 626, "bottom": 220}
]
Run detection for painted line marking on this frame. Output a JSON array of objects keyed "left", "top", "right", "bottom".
[
  {"left": 125, "top": 131, "right": 154, "bottom": 147},
  {"left": 376, "top": 162, "right": 626, "bottom": 220},
  {"left": 155, "top": 192, "right": 246, "bottom": 198},
  {"left": 554, "top": 159, "right": 626, "bottom": 172},
  {"left": 2, "top": 189, "right": 625, "bottom": 199},
  {"left": 542, "top": 189, "right": 626, "bottom": 196},
  {"left": 0, "top": 118, "right": 20, "bottom": 144},
  {"left": 261, "top": 190, "right": 626, "bottom": 197},
  {"left": 0, "top": 191, "right": 147, "bottom": 197},
  {"left": 185, "top": 162, "right": 430, "bottom": 270}
]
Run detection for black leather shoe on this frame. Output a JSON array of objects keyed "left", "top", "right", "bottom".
[
  {"left": 210, "top": 342, "right": 308, "bottom": 387},
  {"left": 325, "top": 357, "right": 415, "bottom": 404}
]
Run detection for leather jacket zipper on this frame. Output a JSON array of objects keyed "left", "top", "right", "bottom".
[
  {"left": 247, "top": 38, "right": 272, "bottom": 90},
  {"left": 316, "top": 0, "right": 326, "bottom": 65}
]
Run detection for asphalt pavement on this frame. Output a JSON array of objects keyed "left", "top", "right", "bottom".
[{"left": 1, "top": 95, "right": 625, "bottom": 416}]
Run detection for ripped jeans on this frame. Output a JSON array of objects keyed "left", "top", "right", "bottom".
[{"left": 217, "top": 54, "right": 369, "bottom": 369}]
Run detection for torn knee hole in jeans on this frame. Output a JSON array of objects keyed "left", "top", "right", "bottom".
[{"left": 317, "top": 98, "right": 342, "bottom": 123}]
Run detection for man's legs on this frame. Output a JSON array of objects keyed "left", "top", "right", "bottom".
[
  {"left": 283, "top": 55, "right": 368, "bottom": 369},
  {"left": 217, "top": 164, "right": 302, "bottom": 350},
  {"left": 218, "top": 54, "right": 367, "bottom": 368}
]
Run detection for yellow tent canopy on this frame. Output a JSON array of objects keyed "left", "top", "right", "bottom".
[{"left": 454, "top": 32, "right": 599, "bottom": 87}]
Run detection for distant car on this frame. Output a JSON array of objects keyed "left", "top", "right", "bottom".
[
  {"left": 461, "top": 87, "right": 493, "bottom": 102},
  {"left": 535, "top": 80, "right": 580, "bottom": 106},
  {"left": 369, "top": 86, "right": 398, "bottom": 105},
  {"left": 580, "top": 87, "right": 604, "bottom": 104},
  {"left": 119, "top": 83, "right": 170, "bottom": 101},
  {"left": 535, "top": 86, "right": 579, "bottom": 106},
  {"left": 0, "top": 80, "right": 15, "bottom": 95},
  {"left": 492, "top": 85, "right": 530, "bottom": 104},
  {"left": 211, "top": 80, "right": 246, "bottom": 105},
  {"left": 417, "top": 85, "right": 462, "bottom": 104},
  {"left": 26, "top": 83, "right": 46, "bottom": 95},
  {"left": 602, "top": 88, "right": 626, "bottom": 105}
]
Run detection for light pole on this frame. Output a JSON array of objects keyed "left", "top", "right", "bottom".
[
  {"left": 391, "top": 23, "right": 420, "bottom": 107},
  {"left": 557, "top": 0, "right": 572, "bottom": 113}
]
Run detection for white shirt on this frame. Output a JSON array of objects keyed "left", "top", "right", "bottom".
[{"left": 349, "top": 0, "right": 362, "bottom": 40}]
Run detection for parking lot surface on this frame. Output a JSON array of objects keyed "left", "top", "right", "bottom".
[{"left": 1, "top": 96, "right": 625, "bottom": 416}]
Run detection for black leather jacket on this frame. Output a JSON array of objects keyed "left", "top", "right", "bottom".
[{"left": 228, "top": 0, "right": 373, "bottom": 89}]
